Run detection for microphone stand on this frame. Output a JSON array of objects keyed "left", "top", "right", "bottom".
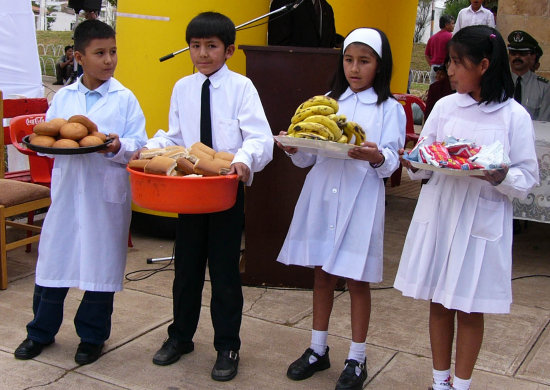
[{"left": 159, "top": 3, "right": 295, "bottom": 62}]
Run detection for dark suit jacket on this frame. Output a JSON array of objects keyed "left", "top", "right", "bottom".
[{"left": 268, "top": 0, "right": 338, "bottom": 47}]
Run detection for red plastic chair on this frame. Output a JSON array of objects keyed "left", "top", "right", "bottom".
[
  {"left": 2, "top": 98, "right": 49, "bottom": 182},
  {"left": 9, "top": 114, "right": 54, "bottom": 187},
  {"left": 391, "top": 94, "right": 426, "bottom": 187}
]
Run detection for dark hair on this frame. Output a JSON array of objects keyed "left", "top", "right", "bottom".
[
  {"left": 329, "top": 28, "right": 393, "bottom": 105},
  {"left": 64, "top": 45, "right": 73, "bottom": 52},
  {"left": 186, "top": 12, "right": 236, "bottom": 48},
  {"left": 73, "top": 19, "right": 115, "bottom": 53},
  {"left": 449, "top": 25, "right": 513, "bottom": 104},
  {"left": 439, "top": 14, "right": 454, "bottom": 29}
]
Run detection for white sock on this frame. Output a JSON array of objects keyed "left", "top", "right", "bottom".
[
  {"left": 309, "top": 329, "right": 328, "bottom": 363},
  {"left": 432, "top": 368, "right": 452, "bottom": 389},
  {"left": 347, "top": 341, "right": 366, "bottom": 363},
  {"left": 453, "top": 376, "right": 471, "bottom": 390}
]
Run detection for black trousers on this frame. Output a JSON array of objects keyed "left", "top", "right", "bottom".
[{"left": 168, "top": 184, "right": 244, "bottom": 351}]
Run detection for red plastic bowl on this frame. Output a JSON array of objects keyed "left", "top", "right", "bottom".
[{"left": 127, "top": 167, "right": 239, "bottom": 214}]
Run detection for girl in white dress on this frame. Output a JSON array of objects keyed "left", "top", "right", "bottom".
[
  {"left": 276, "top": 28, "right": 405, "bottom": 390},
  {"left": 394, "top": 26, "right": 539, "bottom": 390}
]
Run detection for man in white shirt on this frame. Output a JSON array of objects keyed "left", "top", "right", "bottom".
[{"left": 453, "top": 0, "right": 495, "bottom": 34}]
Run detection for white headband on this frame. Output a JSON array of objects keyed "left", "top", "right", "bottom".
[{"left": 343, "top": 28, "right": 382, "bottom": 58}]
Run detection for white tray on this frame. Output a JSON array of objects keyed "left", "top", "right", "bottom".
[
  {"left": 275, "top": 135, "right": 356, "bottom": 159},
  {"left": 409, "top": 160, "right": 487, "bottom": 176}
]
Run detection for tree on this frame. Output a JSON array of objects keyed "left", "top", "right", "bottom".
[
  {"left": 106, "top": 0, "right": 117, "bottom": 6},
  {"left": 414, "top": 0, "right": 432, "bottom": 43}
]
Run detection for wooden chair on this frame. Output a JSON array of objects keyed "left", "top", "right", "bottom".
[
  {"left": 0, "top": 92, "right": 51, "bottom": 289},
  {"left": 390, "top": 93, "right": 426, "bottom": 187}
]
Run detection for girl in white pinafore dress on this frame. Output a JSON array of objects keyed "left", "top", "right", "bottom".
[
  {"left": 394, "top": 26, "right": 539, "bottom": 390},
  {"left": 275, "top": 28, "right": 405, "bottom": 390}
]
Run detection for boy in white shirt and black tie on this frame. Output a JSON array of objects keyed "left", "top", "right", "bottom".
[{"left": 133, "top": 11, "right": 273, "bottom": 382}]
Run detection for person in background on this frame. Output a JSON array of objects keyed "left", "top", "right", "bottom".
[
  {"left": 424, "top": 64, "right": 454, "bottom": 119},
  {"left": 53, "top": 45, "right": 74, "bottom": 85},
  {"left": 531, "top": 44, "right": 543, "bottom": 73},
  {"left": 425, "top": 15, "right": 455, "bottom": 84},
  {"left": 453, "top": 0, "right": 495, "bottom": 34},
  {"left": 507, "top": 30, "right": 550, "bottom": 122},
  {"left": 268, "top": 0, "right": 343, "bottom": 47}
]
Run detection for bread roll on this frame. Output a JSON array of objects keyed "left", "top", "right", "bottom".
[
  {"left": 214, "top": 151, "right": 234, "bottom": 162},
  {"left": 190, "top": 142, "right": 216, "bottom": 157},
  {"left": 194, "top": 157, "right": 232, "bottom": 176},
  {"left": 139, "top": 148, "right": 166, "bottom": 159},
  {"left": 163, "top": 149, "right": 188, "bottom": 160},
  {"left": 176, "top": 157, "right": 195, "bottom": 175},
  {"left": 90, "top": 131, "right": 107, "bottom": 142},
  {"left": 33, "top": 118, "right": 66, "bottom": 137},
  {"left": 59, "top": 122, "right": 88, "bottom": 140},
  {"left": 52, "top": 139, "right": 80, "bottom": 148},
  {"left": 144, "top": 156, "right": 177, "bottom": 176},
  {"left": 79, "top": 135, "right": 104, "bottom": 147},
  {"left": 128, "top": 159, "right": 150, "bottom": 171},
  {"left": 30, "top": 135, "right": 56, "bottom": 147},
  {"left": 188, "top": 148, "right": 214, "bottom": 163},
  {"left": 164, "top": 145, "right": 187, "bottom": 153},
  {"left": 68, "top": 114, "right": 98, "bottom": 133}
]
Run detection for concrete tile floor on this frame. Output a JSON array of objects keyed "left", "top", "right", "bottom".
[{"left": 1, "top": 190, "right": 550, "bottom": 389}]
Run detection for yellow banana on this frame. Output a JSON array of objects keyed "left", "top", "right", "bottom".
[
  {"left": 291, "top": 121, "right": 333, "bottom": 140},
  {"left": 346, "top": 121, "right": 366, "bottom": 146},
  {"left": 337, "top": 134, "right": 348, "bottom": 143},
  {"left": 303, "top": 115, "right": 342, "bottom": 141},
  {"left": 294, "top": 131, "right": 329, "bottom": 141},
  {"left": 296, "top": 95, "right": 339, "bottom": 113},
  {"left": 329, "top": 114, "right": 347, "bottom": 127},
  {"left": 291, "top": 105, "right": 335, "bottom": 124}
]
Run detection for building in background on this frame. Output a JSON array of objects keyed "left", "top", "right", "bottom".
[{"left": 33, "top": 0, "right": 116, "bottom": 31}]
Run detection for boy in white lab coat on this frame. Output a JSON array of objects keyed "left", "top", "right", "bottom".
[{"left": 14, "top": 20, "right": 147, "bottom": 366}]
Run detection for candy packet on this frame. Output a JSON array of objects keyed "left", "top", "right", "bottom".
[{"left": 469, "top": 140, "right": 510, "bottom": 169}]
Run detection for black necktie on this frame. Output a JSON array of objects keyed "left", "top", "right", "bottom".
[
  {"left": 514, "top": 76, "right": 522, "bottom": 103},
  {"left": 200, "top": 78, "right": 212, "bottom": 147}
]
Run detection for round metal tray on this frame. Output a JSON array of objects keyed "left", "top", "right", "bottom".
[{"left": 22, "top": 135, "right": 113, "bottom": 155}]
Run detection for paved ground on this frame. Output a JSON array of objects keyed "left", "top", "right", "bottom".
[{"left": 1, "top": 77, "right": 549, "bottom": 389}]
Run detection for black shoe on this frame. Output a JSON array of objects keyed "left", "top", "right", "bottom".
[
  {"left": 14, "top": 338, "right": 52, "bottom": 360},
  {"left": 211, "top": 350, "right": 239, "bottom": 382},
  {"left": 74, "top": 342, "right": 104, "bottom": 365},
  {"left": 335, "top": 358, "right": 367, "bottom": 390},
  {"left": 152, "top": 338, "right": 194, "bottom": 366},
  {"left": 287, "top": 347, "right": 330, "bottom": 381}
]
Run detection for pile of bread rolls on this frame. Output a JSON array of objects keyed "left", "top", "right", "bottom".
[
  {"left": 128, "top": 142, "right": 234, "bottom": 177},
  {"left": 30, "top": 115, "right": 107, "bottom": 148}
]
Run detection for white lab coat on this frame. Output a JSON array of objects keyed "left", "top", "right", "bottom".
[
  {"left": 145, "top": 64, "right": 273, "bottom": 186},
  {"left": 277, "top": 88, "right": 405, "bottom": 282},
  {"left": 394, "top": 93, "right": 539, "bottom": 313},
  {"left": 35, "top": 77, "right": 147, "bottom": 292}
]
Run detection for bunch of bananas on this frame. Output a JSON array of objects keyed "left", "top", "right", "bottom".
[{"left": 287, "top": 95, "right": 366, "bottom": 146}]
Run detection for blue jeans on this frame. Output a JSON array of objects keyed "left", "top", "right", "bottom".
[{"left": 26, "top": 284, "right": 114, "bottom": 345}]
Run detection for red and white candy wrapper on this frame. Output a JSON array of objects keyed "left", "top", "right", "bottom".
[{"left": 419, "top": 142, "right": 451, "bottom": 167}]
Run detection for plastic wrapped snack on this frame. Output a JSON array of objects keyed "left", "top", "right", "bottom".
[
  {"left": 419, "top": 142, "right": 452, "bottom": 167},
  {"left": 469, "top": 140, "right": 511, "bottom": 169}
]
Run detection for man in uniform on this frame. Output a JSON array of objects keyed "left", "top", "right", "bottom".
[{"left": 508, "top": 30, "right": 550, "bottom": 122}]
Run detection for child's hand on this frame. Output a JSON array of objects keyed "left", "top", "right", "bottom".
[
  {"left": 100, "top": 133, "right": 120, "bottom": 154},
  {"left": 348, "top": 141, "right": 383, "bottom": 165},
  {"left": 229, "top": 162, "right": 250, "bottom": 183},
  {"left": 130, "top": 147, "right": 146, "bottom": 161},
  {"left": 398, "top": 148, "right": 417, "bottom": 172},
  {"left": 479, "top": 164, "right": 509, "bottom": 186},
  {"left": 275, "top": 131, "right": 298, "bottom": 155}
]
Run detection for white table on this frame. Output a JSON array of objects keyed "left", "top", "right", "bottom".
[{"left": 513, "top": 121, "right": 550, "bottom": 222}]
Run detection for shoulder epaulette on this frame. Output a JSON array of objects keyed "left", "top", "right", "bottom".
[{"left": 537, "top": 75, "right": 549, "bottom": 83}]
